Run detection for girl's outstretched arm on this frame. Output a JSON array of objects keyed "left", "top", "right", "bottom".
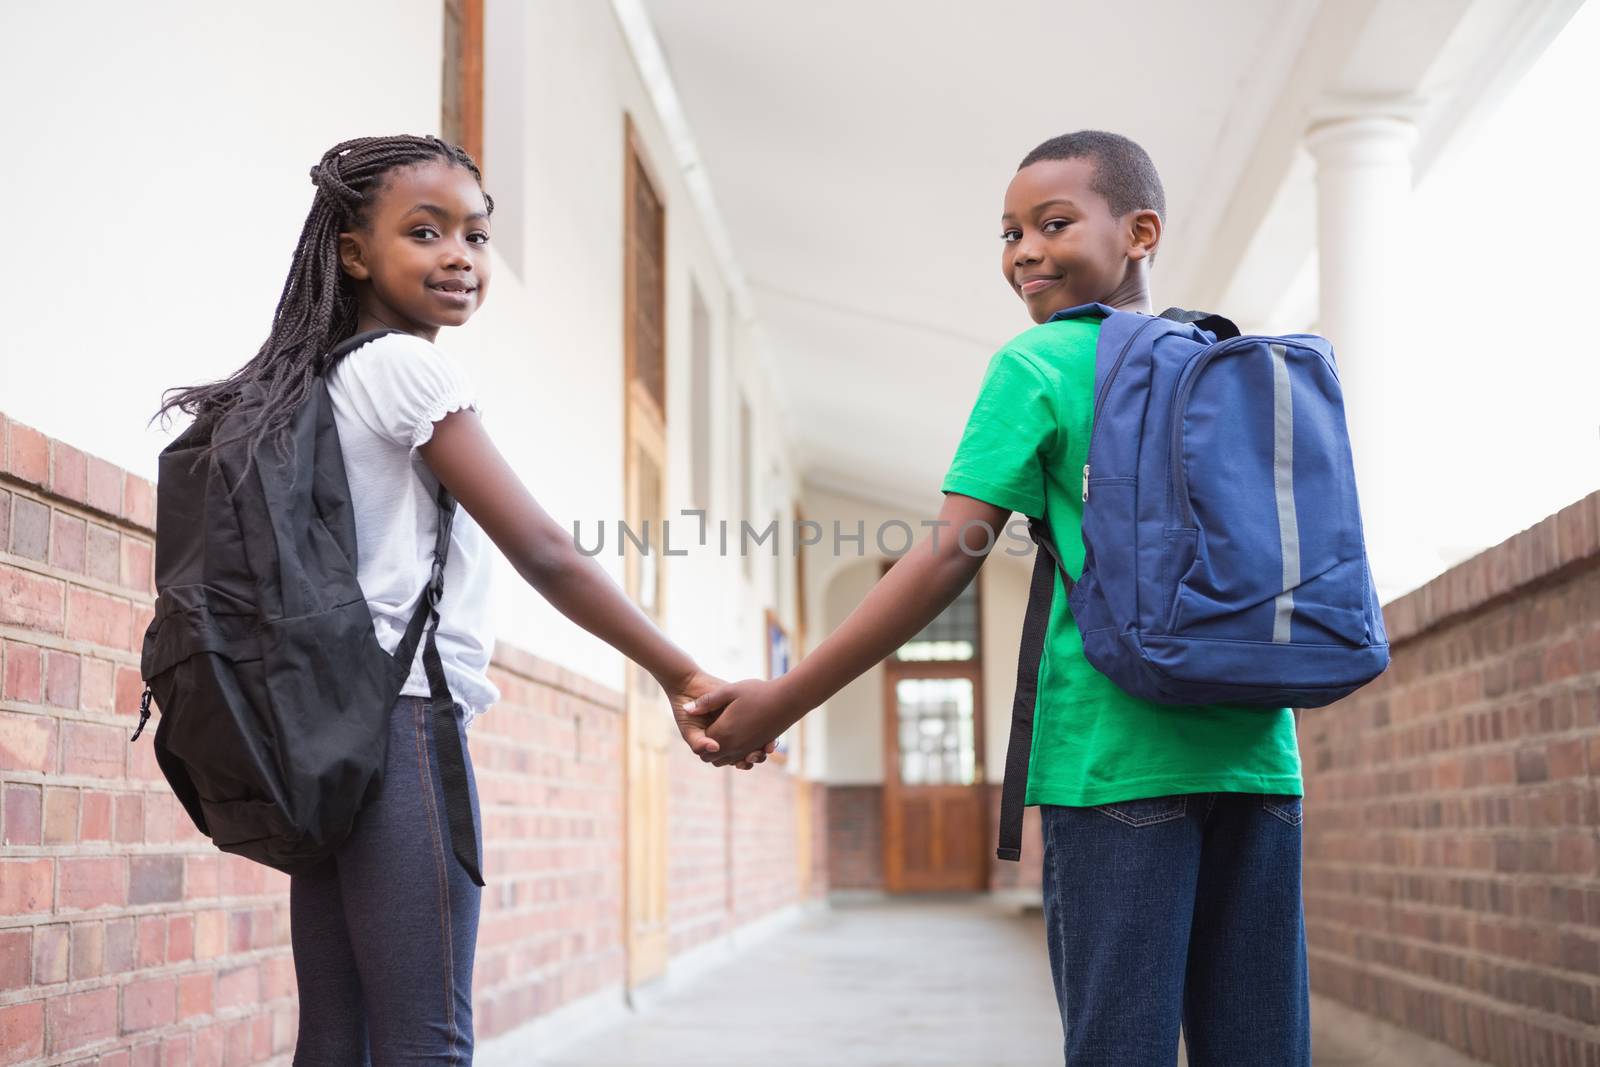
[{"left": 419, "top": 408, "right": 770, "bottom": 768}]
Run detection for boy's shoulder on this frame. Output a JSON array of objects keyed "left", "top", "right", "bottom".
[{"left": 994, "top": 316, "right": 1102, "bottom": 376}]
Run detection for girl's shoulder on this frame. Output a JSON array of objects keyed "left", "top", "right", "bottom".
[
  {"left": 336, "top": 329, "right": 456, "bottom": 374},
  {"left": 329, "top": 332, "right": 478, "bottom": 450}
]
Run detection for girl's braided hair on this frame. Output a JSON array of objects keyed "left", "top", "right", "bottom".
[{"left": 152, "top": 134, "right": 493, "bottom": 474}]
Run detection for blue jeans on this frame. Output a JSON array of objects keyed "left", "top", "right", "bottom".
[
  {"left": 290, "top": 696, "right": 483, "bottom": 1065},
  {"left": 1040, "top": 794, "right": 1310, "bottom": 1066}
]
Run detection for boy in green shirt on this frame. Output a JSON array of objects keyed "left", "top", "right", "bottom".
[{"left": 687, "top": 131, "right": 1309, "bottom": 1066}]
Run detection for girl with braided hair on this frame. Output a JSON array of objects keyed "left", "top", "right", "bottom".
[{"left": 155, "top": 134, "right": 768, "bottom": 1063}]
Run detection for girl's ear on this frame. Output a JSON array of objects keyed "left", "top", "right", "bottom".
[{"left": 338, "top": 231, "right": 371, "bottom": 281}]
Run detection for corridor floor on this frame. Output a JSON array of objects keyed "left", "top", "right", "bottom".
[
  {"left": 520, "top": 896, "right": 1410, "bottom": 1067},
  {"left": 534, "top": 896, "right": 1060, "bottom": 1067}
]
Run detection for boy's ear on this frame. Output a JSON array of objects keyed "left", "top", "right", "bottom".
[
  {"left": 1126, "top": 209, "right": 1162, "bottom": 263},
  {"left": 338, "top": 231, "right": 371, "bottom": 281}
]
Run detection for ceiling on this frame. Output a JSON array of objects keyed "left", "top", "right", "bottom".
[{"left": 638, "top": 0, "right": 1577, "bottom": 509}]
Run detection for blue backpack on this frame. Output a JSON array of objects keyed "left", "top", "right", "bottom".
[{"left": 996, "top": 305, "right": 1389, "bottom": 861}]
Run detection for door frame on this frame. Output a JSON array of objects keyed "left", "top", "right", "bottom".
[
  {"left": 621, "top": 112, "right": 671, "bottom": 990},
  {"left": 881, "top": 567, "right": 989, "bottom": 893}
]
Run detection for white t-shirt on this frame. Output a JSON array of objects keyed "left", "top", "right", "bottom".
[{"left": 325, "top": 331, "right": 501, "bottom": 726}]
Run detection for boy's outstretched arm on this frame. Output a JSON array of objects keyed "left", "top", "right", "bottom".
[
  {"left": 420, "top": 409, "right": 772, "bottom": 767},
  {"left": 693, "top": 492, "right": 1011, "bottom": 764}
]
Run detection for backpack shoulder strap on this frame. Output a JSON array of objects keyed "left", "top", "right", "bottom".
[
  {"left": 1158, "top": 307, "right": 1241, "bottom": 342},
  {"left": 324, "top": 327, "right": 406, "bottom": 367},
  {"left": 996, "top": 518, "right": 1071, "bottom": 862}
]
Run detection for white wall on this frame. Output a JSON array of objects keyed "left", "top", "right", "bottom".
[{"left": 0, "top": 0, "right": 801, "bottom": 699}]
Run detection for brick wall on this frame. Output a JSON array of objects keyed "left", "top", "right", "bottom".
[
  {"left": 825, "top": 786, "right": 883, "bottom": 890},
  {"left": 0, "top": 413, "right": 821, "bottom": 1065},
  {"left": 1302, "top": 491, "right": 1600, "bottom": 1065},
  {"left": 825, "top": 785, "right": 1043, "bottom": 893}
]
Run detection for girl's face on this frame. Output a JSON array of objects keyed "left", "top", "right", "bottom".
[{"left": 338, "top": 160, "right": 492, "bottom": 341}]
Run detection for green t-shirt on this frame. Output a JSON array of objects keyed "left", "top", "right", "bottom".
[{"left": 941, "top": 315, "right": 1303, "bottom": 807}]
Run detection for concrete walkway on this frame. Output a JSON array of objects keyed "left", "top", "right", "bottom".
[{"left": 519, "top": 896, "right": 1440, "bottom": 1067}]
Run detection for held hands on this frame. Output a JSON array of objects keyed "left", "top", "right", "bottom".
[
  {"left": 661, "top": 668, "right": 774, "bottom": 771},
  {"left": 684, "top": 678, "right": 807, "bottom": 768}
]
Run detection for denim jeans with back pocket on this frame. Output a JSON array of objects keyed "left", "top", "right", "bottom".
[{"left": 1040, "top": 793, "right": 1310, "bottom": 1066}]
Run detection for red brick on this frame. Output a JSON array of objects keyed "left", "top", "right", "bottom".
[
  {"left": 49, "top": 511, "right": 87, "bottom": 573},
  {"left": 103, "top": 919, "right": 136, "bottom": 973},
  {"left": 0, "top": 564, "right": 65, "bottom": 633},
  {"left": 32, "top": 923, "right": 68, "bottom": 985},
  {"left": 80, "top": 658, "right": 115, "bottom": 714},
  {"left": 85, "top": 523, "right": 119, "bottom": 585},
  {"left": 128, "top": 604, "right": 155, "bottom": 657},
  {"left": 0, "top": 710, "right": 56, "bottom": 773},
  {"left": 113, "top": 793, "right": 144, "bottom": 843},
  {"left": 43, "top": 786, "right": 80, "bottom": 844},
  {"left": 192, "top": 1025, "right": 224, "bottom": 1067},
  {"left": 58, "top": 856, "right": 125, "bottom": 911},
  {"left": 114, "top": 666, "right": 144, "bottom": 719},
  {"left": 161, "top": 1034, "right": 193, "bottom": 1066},
  {"left": 123, "top": 473, "right": 156, "bottom": 530},
  {"left": 3, "top": 641, "right": 43, "bottom": 702},
  {"left": 193, "top": 911, "right": 225, "bottom": 961},
  {"left": 5, "top": 420, "right": 49, "bottom": 486},
  {"left": 3, "top": 783, "right": 42, "bottom": 845},
  {"left": 122, "top": 976, "right": 177, "bottom": 1033},
  {"left": 225, "top": 1019, "right": 252, "bottom": 1064},
  {"left": 60, "top": 721, "right": 123, "bottom": 779},
  {"left": 142, "top": 793, "right": 173, "bottom": 844},
  {"left": 86, "top": 456, "right": 123, "bottom": 516},
  {"left": 130, "top": 855, "right": 183, "bottom": 905},
  {"left": 215, "top": 964, "right": 258, "bottom": 1011},
  {"left": 1548, "top": 738, "right": 1587, "bottom": 780},
  {"left": 70, "top": 922, "right": 104, "bottom": 980},
  {"left": 0, "top": 929, "right": 30, "bottom": 991},
  {"left": 66, "top": 587, "right": 131, "bottom": 649},
  {"left": 44, "top": 649, "right": 81, "bottom": 708},
  {"left": 136, "top": 915, "right": 166, "bottom": 968},
  {"left": 121, "top": 537, "right": 154, "bottom": 596},
  {"left": 0, "top": 1000, "right": 44, "bottom": 1063},
  {"left": 49, "top": 442, "right": 88, "bottom": 504},
  {"left": 8, "top": 495, "right": 48, "bottom": 560},
  {"left": 0, "top": 857, "right": 50, "bottom": 908},
  {"left": 78, "top": 789, "right": 112, "bottom": 841},
  {"left": 45, "top": 985, "right": 117, "bottom": 1056},
  {"left": 185, "top": 855, "right": 219, "bottom": 899},
  {"left": 264, "top": 955, "right": 294, "bottom": 999},
  {"left": 178, "top": 972, "right": 213, "bottom": 1020},
  {"left": 0, "top": 490, "right": 9, "bottom": 558},
  {"left": 167, "top": 914, "right": 194, "bottom": 962}
]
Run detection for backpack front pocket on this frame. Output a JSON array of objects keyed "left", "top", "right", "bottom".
[{"left": 1166, "top": 340, "right": 1368, "bottom": 647}]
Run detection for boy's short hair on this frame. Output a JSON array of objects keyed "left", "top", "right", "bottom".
[{"left": 1019, "top": 131, "right": 1166, "bottom": 222}]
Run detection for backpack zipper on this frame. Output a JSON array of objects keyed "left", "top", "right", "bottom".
[{"left": 1081, "top": 316, "right": 1163, "bottom": 507}]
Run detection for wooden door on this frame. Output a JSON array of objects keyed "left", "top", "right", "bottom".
[
  {"left": 622, "top": 119, "right": 670, "bottom": 989},
  {"left": 883, "top": 575, "right": 989, "bottom": 893}
]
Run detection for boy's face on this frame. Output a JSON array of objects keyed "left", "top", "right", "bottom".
[{"left": 1000, "top": 158, "right": 1155, "bottom": 323}]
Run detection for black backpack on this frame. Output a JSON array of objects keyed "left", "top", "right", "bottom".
[{"left": 135, "top": 329, "right": 483, "bottom": 885}]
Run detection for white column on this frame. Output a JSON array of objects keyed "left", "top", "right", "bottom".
[{"left": 1305, "top": 113, "right": 1418, "bottom": 603}]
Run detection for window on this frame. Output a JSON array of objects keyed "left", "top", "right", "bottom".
[
  {"left": 627, "top": 150, "right": 667, "bottom": 420},
  {"left": 895, "top": 581, "right": 979, "bottom": 662},
  {"left": 885, "top": 572, "right": 984, "bottom": 788},
  {"left": 441, "top": 0, "right": 484, "bottom": 166}
]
